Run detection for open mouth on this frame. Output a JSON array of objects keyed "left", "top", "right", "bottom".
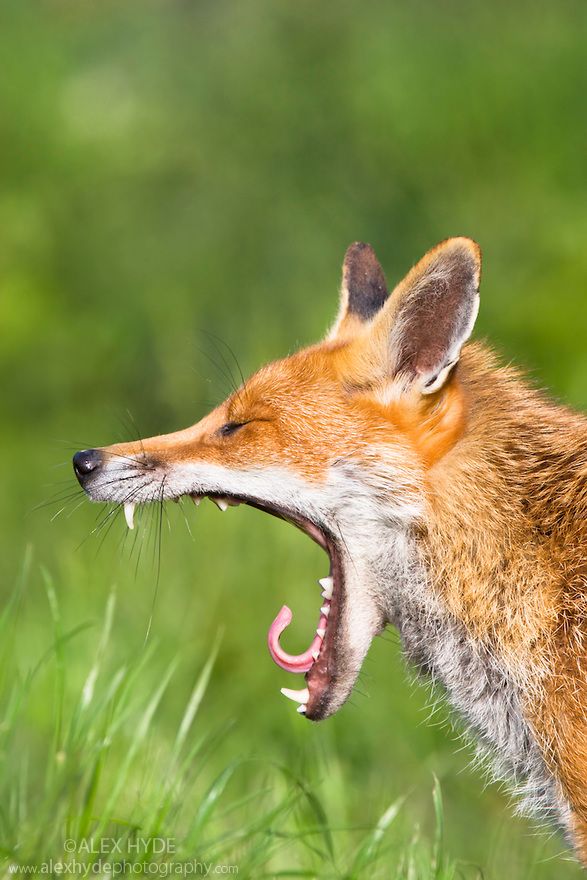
[{"left": 122, "top": 494, "right": 343, "bottom": 721}]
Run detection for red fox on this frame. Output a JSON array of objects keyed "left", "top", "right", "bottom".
[{"left": 74, "top": 238, "right": 587, "bottom": 864}]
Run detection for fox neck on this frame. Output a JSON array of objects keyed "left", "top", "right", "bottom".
[
  {"left": 420, "top": 342, "right": 586, "bottom": 671},
  {"left": 387, "top": 343, "right": 587, "bottom": 825}
]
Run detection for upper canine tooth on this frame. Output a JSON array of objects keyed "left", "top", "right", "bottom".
[
  {"left": 211, "top": 498, "right": 229, "bottom": 512},
  {"left": 280, "top": 687, "right": 310, "bottom": 704},
  {"left": 191, "top": 495, "right": 201, "bottom": 506},
  {"left": 297, "top": 704, "right": 307, "bottom": 714},
  {"left": 318, "top": 577, "right": 333, "bottom": 599},
  {"left": 124, "top": 502, "right": 135, "bottom": 530}
]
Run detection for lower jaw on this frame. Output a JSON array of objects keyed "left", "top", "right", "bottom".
[
  {"left": 271, "top": 582, "right": 342, "bottom": 715},
  {"left": 104, "top": 487, "right": 348, "bottom": 717},
  {"left": 304, "top": 674, "right": 336, "bottom": 720},
  {"left": 269, "top": 540, "right": 345, "bottom": 719}
]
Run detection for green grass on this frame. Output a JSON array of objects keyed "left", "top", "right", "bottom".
[
  {"left": 0, "top": 548, "right": 583, "bottom": 878},
  {"left": 2, "top": 0, "right": 587, "bottom": 876},
  {"left": 0, "top": 567, "right": 465, "bottom": 878}
]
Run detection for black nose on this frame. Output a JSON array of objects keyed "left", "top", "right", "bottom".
[{"left": 73, "top": 449, "right": 103, "bottom": 481}]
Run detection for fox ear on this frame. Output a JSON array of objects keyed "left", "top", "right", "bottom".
[
  {"left": 329, "top": 242, "right": 389, "bottom": 339},
  {"left": 372, "top": 237, "right": 481, "bottom": 395}
]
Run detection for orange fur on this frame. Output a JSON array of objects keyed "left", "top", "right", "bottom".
[{"left": 421, "top": 344, "right": 587, "bottom": 859}]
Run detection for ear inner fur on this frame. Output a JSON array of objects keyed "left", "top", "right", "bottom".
[{"left": 390, "top": 239, "right": 480, "bottom": 387}]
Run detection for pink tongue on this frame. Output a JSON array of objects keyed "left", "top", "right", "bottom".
[{"left": 267, "top": 605, "right": 327, "bottom": 673}]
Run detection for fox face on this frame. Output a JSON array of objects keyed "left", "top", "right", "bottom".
[{"left": 73, "top": 238, "right": 480, "bottom": 721}]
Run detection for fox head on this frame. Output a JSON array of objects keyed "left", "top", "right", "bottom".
[{"left": 73, "top": 238, "right": 481, "bottom": 720}]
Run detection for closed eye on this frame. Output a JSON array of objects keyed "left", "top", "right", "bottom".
[{"left": 218, "top": 421, "right": 249, "bottom": 437}]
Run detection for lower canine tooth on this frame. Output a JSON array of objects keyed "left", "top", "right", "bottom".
[
  {"left": 124, "top": 502, "right": 135, "bottom": 530},
  {"left": 280, "top": 687, "right": 309, "bottom": 704},
  {"left": 320, "top": 606, "right": 330, "bottom": 616},
  {"left": 316, "top": 628, "right": 326, "bottom": 638}
]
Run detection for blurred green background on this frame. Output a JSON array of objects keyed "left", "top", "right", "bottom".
[{"left": 2, "top": 0, "right": 587, "bottom": 875}]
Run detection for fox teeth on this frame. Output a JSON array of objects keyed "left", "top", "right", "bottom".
[
  {"left": 320, "top": 606, "right": 330, "bottom": 617},
  {"left": 312, "top": 650, "right": 320, "bottom": 661},
  {"left": 280, "top": 687, "right": 309, "bottom": 704},
  {"left": 191, "top": 495, "right": 201, "bottom": 506},
  {"left": 211, "top": 498, "right": 229, "bottom": 512},
  {"left": 318, "top": 577, "right": 333, "bottom": 600},
  {"left": 124, "top": 502, "right": 135, "bottom": 530},
  {"left": 316, "top": 627, "right": 326, "bottom": 639},
  {"left": 297, "top": 704, "right": 307, "bottom": 714}
]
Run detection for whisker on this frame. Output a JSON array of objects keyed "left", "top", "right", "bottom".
[
  {"left": 75, "top": 479, "right": 151, "bottom": 551},
  {"left": 93, "top": 481, "right": 153, "bottom": 556},
  {"left": 51, "top": 496, "right": 88, "bottom": 523},
  {"left": 201, "top": 329, "right": 247, "bottom": 392},
  {"left": 156, "top": 476, "right": 166, "bottom": 585},
  {"left": 94, "top": 505, "right": 124, "bottom": 556},
  {"left": 112, "top": 410, "right": 150, "bottom": 465},
  {"left": 49, "top": 439, "right": 103, "bottom": 450},
  {"left": 332, "top": 516, "right": 360, "bottom": 579},
  {"left": 31, "top": 490, "right": 85, "bottom": 514},
  {"left": 200, "top": 330, "right": 245, "bottom": 406},
  {"left": 103, "top": 450, "right": 148, "bottom": 466},
  {"left": 32, "top": 470, "right": 137, "bottom": 514},
  {"left": 144, "top": 477, "right": 167, "bottom": 645},
  {"left": 177, "top": 497, "right": 195, "bottom": 541},
  {"left": 125, "top": 408, "right": 147, "bottom": 462},
  {"left": 195, "top": 344, "right": 239, "bottom": 401},
  {"left": 132, "top": 506, "right": 147, "bottom": 580}
]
